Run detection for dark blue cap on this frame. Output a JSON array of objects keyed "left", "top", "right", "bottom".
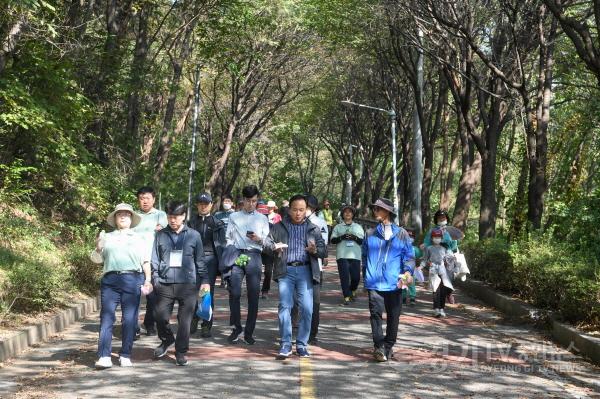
[{"left": 195, "top": 192, "right": 212, "bottom": 203}]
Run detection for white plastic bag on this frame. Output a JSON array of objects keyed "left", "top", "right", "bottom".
[{"left": 454, "top": 251, "right": 470, "bottom": 281}]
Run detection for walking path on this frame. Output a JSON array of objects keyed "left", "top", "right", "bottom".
[{"left": 1, "top": 249, "right": 598, "bottom": 398}]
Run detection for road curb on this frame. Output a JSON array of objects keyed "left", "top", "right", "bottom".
[
  {"left": 0, "top": 294, "right": 99, "bottom": 362},
  {"left": 456, "top": 279, "right": 600, "bottom": 366}
]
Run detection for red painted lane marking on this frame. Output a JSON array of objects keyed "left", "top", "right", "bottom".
[{"left": 124, "top": 341, "right": 526, "bottom": 366}]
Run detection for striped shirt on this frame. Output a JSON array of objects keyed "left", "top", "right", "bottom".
[{"left": 286, "top": 220, "right": 308, "bottom": 264}]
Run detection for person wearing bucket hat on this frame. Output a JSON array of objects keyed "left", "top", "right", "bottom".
[
  {"left": 187, "top": 192, "right": 226, "bottom": 338},
  {"left": 331, "top": 204, "right": 365, "bottom": 306},
  {"left": 94, "top": 203, "right": 151, "bottom": 369},
  {"left": 362, "top": 198, "right": 414, "bottom": 362}
]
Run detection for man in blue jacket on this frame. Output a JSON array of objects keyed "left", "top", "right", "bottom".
[{"left": 362, "top": 198, "right": 414, "bottom": 362}]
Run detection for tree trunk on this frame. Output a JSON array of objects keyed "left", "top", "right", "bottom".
[
  {"left": 478, "top": 147, "right": 498, "bottom": 239},
  {"left": 153, "top": 11, "right": 197, "bottom": 186},
  {"left": 527, "top": 13, "right": 557, "bottom": 229},
  {"left": 441, "top": 133, "right": 460, "bottom": 210},
  {"left": 0, "top": 16, "right": 25, "bottom": 75},
  {"left": 452, "top": 129, "right": 481, "bottom": 231},
  {"left": 125, "top": 6, "right": 152, "bottom": 157},
  {"left": 153, "top": 94, "right": 193, "bottom": 187},
  {"left": 509, "top": 148, "right": 529, "bottom": 241}
]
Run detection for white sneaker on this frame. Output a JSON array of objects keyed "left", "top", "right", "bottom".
[
  {"left": 95, "top": 356, "right": 112, "bottom": 369},
  {"left": 439, "top": 309, "right": 446, "bottom": 318},
  {"left": 433, "top": 308, "right": 441, "bottom": 317},
  {"left": 119, "top": 357, "right": 133, "bottom": 367}
]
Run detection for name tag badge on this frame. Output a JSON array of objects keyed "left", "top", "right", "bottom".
[
  {"left": 170, "top": 250, "right": 183, "bottom": 268},
  {"left": 346, "top": 241, "right": 355, "bottom": 247}
]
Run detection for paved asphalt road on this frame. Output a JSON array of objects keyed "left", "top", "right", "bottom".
[{"left": 1, "top": 249, "right": 598, "bottom": 398}]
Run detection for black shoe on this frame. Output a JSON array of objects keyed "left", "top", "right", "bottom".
[
  {"left": 200, "top": 325, "right": 212, "bottom": 338},
  {"left": 384, "top": 347, "right": 394, "bottom": 360},
  {"left": 308, "top": 336, "right": 318, "bottom": 345},
  {"left": 409, "top": 298, "right": 416, "bottom": 307},
  {"left": 373, "top": 347, "right": 387, "bottom": 362},
  {"left": 154, "top": 340, "right": 174, "bottom": 358},
  {"left": 190, "top": 317, "right": 199, "bottom": 334},
  {"left": 227, "top": 328, "right": 243, "bottom": 343},
  {"left": 145, "top": 326, "right": 157, "bottom": 336},
  {"left": 243, "top": 335, "right": 255, "bottom": 345},
  {"left": 261, "top": 292, "right": 269, "bottom": 299},
  {"left": 175, "top": 352, "right": 188, "bottom": 366},
  {"left": 134, "top": 330, "right": 141, "bottom": 341}
]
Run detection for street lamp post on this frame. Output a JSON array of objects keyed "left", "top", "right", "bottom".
[{"left": 341, "top": 100, "right": 399, "bottom": 214}]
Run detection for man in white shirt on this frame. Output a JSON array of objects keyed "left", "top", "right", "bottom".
[
  {"left": 134, "top": 186, "right": 167, "bottom": 336},
  {"left": 223, "top": 185, "right": 270, "bottom": 345}
]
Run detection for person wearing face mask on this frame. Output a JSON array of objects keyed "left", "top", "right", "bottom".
[
  {"left": 214, "top": 194, "right": 235, "bottom": 228},
  {"left": 362, "top": 198, "right": 414, "bottom": 362},
  {"left": 423, "top": 210, "right": 458, "bottom": 252},
  {"left": 187, "top": 192, "right": 226, "bottom": 337},
  {"left": 421, "top": 228, "right": 455, "bottom": 318}
]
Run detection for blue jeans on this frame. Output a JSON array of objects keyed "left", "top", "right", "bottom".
[
  {"left": 278, "top": 265, "right": 313, "bottom": 349},
  {"left": 98, "top": 272, "right": 143, "bottom": 358}
]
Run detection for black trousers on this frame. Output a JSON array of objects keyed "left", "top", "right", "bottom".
[
  {"left": 337, "top": 258, "right": 361, "bottom": 298},
  {"left": 155, "top": 282, "right": 198, "bottom": 354},
  {"left": 228, "top": 252, "right": 262, "bottom": 336},
  {"left": 310, "top": 272, "right": 322, "bottom": 339},
  {"left": 368, "top": 289, "right": 402, "bottom": 350},
  {"left": 292, "top": 271, "right": 322, "bottom": 339},
  {"left": 198, "top": 255, "right": 218, "bottom": 329},
  {"left": 433, "top": 283, "right": 453, "bottom": 309},
  {"left": 261, "top": 253, "right": 274, "bottom": 294},
  {"left": 143, "top": 289, "right": 157, "bottom": 328}
]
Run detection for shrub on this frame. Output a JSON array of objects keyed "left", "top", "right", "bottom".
[{"left": 463, "top": 237, "right": 600, "bottom": 329}]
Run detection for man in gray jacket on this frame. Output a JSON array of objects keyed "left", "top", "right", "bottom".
[
  {"left": 265, "top": 194, "right": 327, "bottom": 359},
  {"left": 151, "top": 201, "right": 210, "bottom": 366}
]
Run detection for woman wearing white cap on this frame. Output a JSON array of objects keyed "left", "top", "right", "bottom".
[{"left": 91, "top": 203, "right": 152, "bottom": 369}]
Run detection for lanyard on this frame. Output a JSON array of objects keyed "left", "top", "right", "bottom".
[{"left": 168, "top": 230, "right": 187, "bottom": 250}]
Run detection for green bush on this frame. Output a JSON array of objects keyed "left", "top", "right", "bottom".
[
  {"left": 66, "top": 243, "right": 102, "bottom": 295},
  {"left": 463, "top": 237, "right": 600, "bottom": 329},
  {"left": 0, "top": 205, "right": 100, "bottom": 314},
  {"left": 462, "top": 239, "right": 513, "bottom": 291}
]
